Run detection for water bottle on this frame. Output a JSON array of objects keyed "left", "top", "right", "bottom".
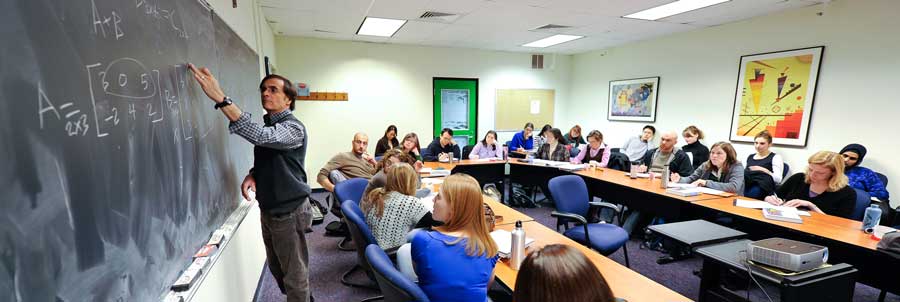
[
  {"left": 862, "top": 204, "right": 882, "bottom": 231},
  {"left": 660, "top": 165, "right": 670, "bottom": 188},
  {"left": 510, "top": 220, "right": 526, "bottom": 270}
]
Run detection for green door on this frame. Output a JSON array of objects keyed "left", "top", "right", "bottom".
[{"left": 433, "top": 78, "right": 478, "bottom": 147}]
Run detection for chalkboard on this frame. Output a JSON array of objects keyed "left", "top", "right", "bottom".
[{"left": 0, "top": 0, "right": 261, "bottom": 300}]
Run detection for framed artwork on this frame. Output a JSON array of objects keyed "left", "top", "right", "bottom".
[
  {"left": 607, "top": 77, "right": 659, "bottom": 122},
  {"left": 729, "top": 46, "right": 824, "bottom": 147}
]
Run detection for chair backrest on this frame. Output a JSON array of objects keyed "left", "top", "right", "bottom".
[
  {"left": 876, "top": 172, "right": 889, "bottom": 186},
  {"left": 342, "top": 200, "right": 379, "bottom": 278},
  {"left": 782, "top": 162, "right": 791, "bottom": 179},
  {"left": 606, "top": 152, "right": 631, "bottom": 172},
  {"left": 365, "top": 244, "right": 431, "bottom": 302},
  {"left": 851, "top": 188, "right": 872, "bottom": 221},
  {"left": 462, "top": 144, "right": 475, "bottom": 160},
  {"left": 335, "top": 178, "right": 369, "bottom": 206},
  {"left": 548, "top": 175, "right": 590, "bottom": 217}
]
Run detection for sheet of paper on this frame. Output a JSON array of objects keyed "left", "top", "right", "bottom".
[
  {"left": 490, "top": 229, "right": 535, "bottom": 257},
  {"left": 418, "top": 167, "right": 433, "bottom": 173},
  {"left": 530, "top": 100, "right": 540, "bottom": 114},
  {"left": 734, "top": 198, "right": 773, "bottom": 209},
  {"left": 420, "top": 192, "right": 437, "bottom": 211},
  {"left": 697, "top": 187, "right": 733, "bottom": 197},
  {"left": 667, "top": 183, "right": 696, "bottom": 188}
]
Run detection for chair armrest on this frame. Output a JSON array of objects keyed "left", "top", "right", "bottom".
[
  {"left": 551, "top": 211, "right": 587, "bottom": 224},
  {"left": 589, "top": 201, "right": 622, "bottom": 213}
]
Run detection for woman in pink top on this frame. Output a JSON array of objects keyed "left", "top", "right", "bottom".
[
  {"left": 469, "top": 131, "right": 503, "bottom": 160},
  {"left": 571, "top": 130, "right": 610, "bottom": 167}
]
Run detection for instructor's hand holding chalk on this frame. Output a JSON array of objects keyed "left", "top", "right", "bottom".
[
  {"left": 188, "top": 63, "right": 226, "bottom": 103},
  {"left": 241, "top": 174, "right": 257, "bottom": 201}
]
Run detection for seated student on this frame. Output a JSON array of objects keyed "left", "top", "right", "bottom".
[
  {"left": 563, "top": 125, "right": 587, "bottom": 149},
  {"left": 469, "top": 130, "right": 503, "bottom": 160},
  {"left": 374, "top": 125, "right": 399, "bottom": 157},
  {"left": 361, "top": 164, "right": 436, "bottom": 250},
  {"left": 363, "top": 149, "right": 422, "bottom": 198},
  {"left": 622, "top": 125, "right": 656, "bottom": 162},
  {"left": 408, "top": 174, "right": 499, "bottom": 302},
  {"left": 623, "top": 131, "right": 693, "bottom": 235},
  {"left": 744, "top": 130, "right": 785, "bottom": 199},
  {"left": 570, "top": 130, "right": 610, "bottom": 167},
  {"left": 399, "top": 132, "right": 423, "bottom": 162},
  {"left": 840, "top": 144, "right": 890, "bottom": 200},
  {"left": 637, "top": 131, "right": 693, "bottom": 177},
  {"left": 764, "top": 151, "right": 856, "bottom": 219},
  {"left": 423, "top": 128, "right": 461, "bottom": 162},
  {"left": 317, "top": 133, "right": 377, "bottom": 192},
  {"left": 509, "top": 122, "right": 535, "bottom": 154},
  {"left": 536, "top": 128, "right": 569, "bottom": 162},
  {"left": 513, "top": 244, "right": 616, "bottom": 302},
  {"left": 534, "top": 124, "right": 553, "bottom": 148},
  {"left": 671, "top": 142, "right": 744, "bottom": 194},
  {"left": 681, "top": 125, "right": 709, "bottom": 170}
]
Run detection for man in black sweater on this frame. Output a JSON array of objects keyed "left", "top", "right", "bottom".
[
  {"left": 189, "top": 64, "right": 313, "bottom": 302},
  {"left": 423, "top": 128, "right": 461, "bottom": 162}
]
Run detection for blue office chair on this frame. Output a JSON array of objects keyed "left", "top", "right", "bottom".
[
  {"left": 782, "top": 162, "right": 791, "bottom": 179},
  {"left": 335, "top": 178, "right": 371, "bottom": 250},
  {"left": 340, "top": 200, "right": 386, "bottom": 302},
  {"left": 548, "top": 175, "right": 630, "bottom": 267},
  {"left": 365, "top": 244, "right": 431, "bottom": 302},
  {"left": 336, "top": 178, "right": 370, "bottom": 207},
  {"left": 850, "top": 188, "right": 872, "bottom": 221}
]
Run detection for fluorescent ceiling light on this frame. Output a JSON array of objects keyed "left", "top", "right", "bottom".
[
  {"left": 624, "top": 0, "right": 731, "bottom": 21},
  {"left": 356, "top": 17, "right": 407, "bottom": 37},
  {"left": 522, "top": 35, "right": 584, "bottom": 48}
]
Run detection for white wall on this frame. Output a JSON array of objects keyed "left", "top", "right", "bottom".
[
  {"left": 563, "top": 0, "right": 900, "bottom": 204},
  {"left": 274, "top": 37, "right": 572, "bottom": 188},
  {"left": 192, "top": 1, "right": 274, "bottom": 301}
]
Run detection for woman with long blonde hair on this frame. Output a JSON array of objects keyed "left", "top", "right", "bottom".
[
  {"left": 407, "top": 173, "right": 499, "bottom": 302},
  {"left": 764, "top": 151, "right": 856, "bottom": 218}
]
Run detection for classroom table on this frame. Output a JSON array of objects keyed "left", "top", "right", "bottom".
[
  {"left": 426, "top": 160, "right": 900, "bottom": 296},
  {"left": 483, "top": 197, "right": 692, "bottom": 302}
]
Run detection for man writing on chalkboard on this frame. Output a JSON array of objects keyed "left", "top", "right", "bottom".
[{"left": 188, "top": 64, "right": 313, "bottom": 302}]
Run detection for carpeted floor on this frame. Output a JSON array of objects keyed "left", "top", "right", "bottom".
[{"left": 254, "top": 191, "right": 898, "bottom": 302}]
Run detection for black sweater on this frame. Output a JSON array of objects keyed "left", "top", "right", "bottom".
[
  {"left": 681, "top": 141, "right": 709, "bottom": 170},
  {"left": 776, "top": 173, "right": 857, "bottom": 219},
  {"left": 374, "top": 137, "right": 400, "bottom": 157},
  {"left": 422, "top": 139, "right": 461, "bottom": 161}
]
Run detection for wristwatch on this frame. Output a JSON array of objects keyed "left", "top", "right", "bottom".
[{"left": 214, "top": 96, "right": 233, "bottom": 110}]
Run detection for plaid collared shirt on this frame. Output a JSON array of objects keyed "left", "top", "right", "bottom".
[{"left": 228, "top": 109, "right": 305, "bottom": 150}]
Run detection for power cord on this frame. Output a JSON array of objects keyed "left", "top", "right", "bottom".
[{"left": 739, "top": 250, "right": 773, "bottom": 302}]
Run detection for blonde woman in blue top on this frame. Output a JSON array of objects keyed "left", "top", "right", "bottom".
[{"left": 408, "top": 174, "right": 499, "bottom": 302}]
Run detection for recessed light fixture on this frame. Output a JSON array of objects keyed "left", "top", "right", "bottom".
[
  {"left": 522, "top": 34, "right": 584, "bottom": 48},
  {"left": 356, "top": 17, "right": 407, "bottom": 37},
  {"left": 623, "top": 0, "right": 731, "bottom": 21}
]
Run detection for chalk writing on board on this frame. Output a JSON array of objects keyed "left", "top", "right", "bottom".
[{"left": 90, "top": 0, "right": 124, "bottom": 40}]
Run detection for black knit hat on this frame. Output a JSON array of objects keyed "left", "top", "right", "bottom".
[{"left": 839, "top": 144, "right": 867, "bottom": 167}]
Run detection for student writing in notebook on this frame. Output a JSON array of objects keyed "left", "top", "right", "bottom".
[
  {"left": 671, "top": 142, "right": 744, "bottom": 194},
  {"left": 764, "top": 151, "right": 856, "bottom": 218}
]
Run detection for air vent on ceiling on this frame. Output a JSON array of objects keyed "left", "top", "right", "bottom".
[
  {"left": 532, "top": 24, "right": 572, "bottom": 31},
  {"left": 418, "top": 11, "right": 461, "bottom": 23},
  {"left": 314, "top": 29, "right": 337, "bottom": 34}
]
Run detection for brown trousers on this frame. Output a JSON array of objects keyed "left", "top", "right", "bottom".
[{"left": 261, "top": 200, "right": 312, "bottom": 302}]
